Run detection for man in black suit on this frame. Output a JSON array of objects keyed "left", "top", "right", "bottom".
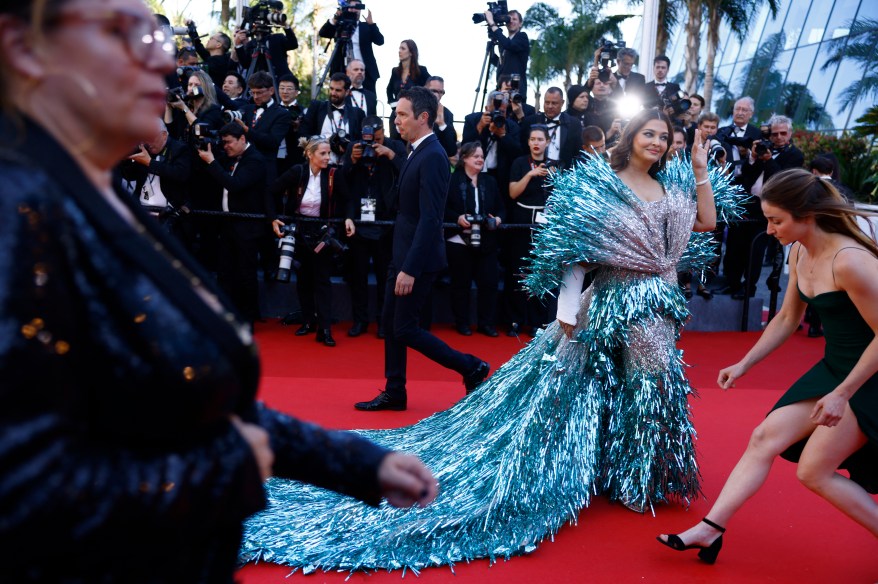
[
  {"left": 715, "top": 96, "right": 762, "bottom": 179},
  {"left": 643, "top": 55, "right": 681, "bottom": 109},
  {"left": 319, "top": 5, "right": 385, "bottom": 94},
  {"left": 425, "top": 76, "right": 457, "bottom": 158},
  {"left": 611, "top": 47, "right": 646, "bottom": 101},
  {"left": 186, "top": 20, "right": 231, "bottom": 86},
  {"left": 498, "top": 74, "right": 536, "bottom": 124},
  {"left": 236, "top": 71, "right": 292, "bottom": 168},
  {"left": 462, "top": 91, "right": 522, "bottom": 200},
  {"left": 355, "top": 87, "right": 490, "bottom": 412},
  {"left": 198, "top": 123, "right": 270, "bottom": 325},
  {"left": 346, "top": 59, "right": 378, "bottom": 116},
  {"left": 120, "top": 119, "right": 191, "bottom": 211},
  {"left": 276, "top": 74, "right": 306, "bottom": 174},
  {"left": 299, "top": 73, "right": 365, "bottom": 167},
  {"left": 484, "top": 9, "right": 530, "bottom": 105},
  {"left": 519, "top": 87, "right": 583, "bottom": 169},
  {"left": 220, "top": 72, "right": 250, "bottom": 111},
  {"left": 232, "top": 23, "right": 298, "bottom": 80}
]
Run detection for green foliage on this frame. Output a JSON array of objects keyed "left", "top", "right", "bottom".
[
  {"left": 852, "top": 105, "right": 878, "bottom": 139},
  {"left": 794, "top": 130, "right": 878, "bottom": 201},
  {"left": 822, "top": 18, "right": 878, "bottom": 113}
]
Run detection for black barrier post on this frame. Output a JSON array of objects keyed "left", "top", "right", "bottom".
[{"left": 740, "top": 231, "right": 784, "bottom": 331}]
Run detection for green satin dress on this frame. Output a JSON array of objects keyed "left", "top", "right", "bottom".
[{"left": 771, "top": 286, "right": 878, "bottom": 493}]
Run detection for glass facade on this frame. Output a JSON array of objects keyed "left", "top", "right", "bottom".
[{"left": 660, "top": 0, "right": 873, "bottom": 131}]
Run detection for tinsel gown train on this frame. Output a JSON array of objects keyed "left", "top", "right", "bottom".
[{"left": 240, "top": 156, "right": 744, "bottom": 573}]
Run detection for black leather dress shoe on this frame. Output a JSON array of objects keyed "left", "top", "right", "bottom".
[
  {"left": 354, "top": 391, "right": 407, "bottom": 411},
  {"left": 463, "top": 360, "right": 490, "bottom": 394},
  {"left": 316, "top": 328, "right": 336, "bottom": 347},
  {"left": 295, "top": 323, "right": 316, "bottom": 336},
  {"left": 696, "top": 287, "right": 714, "bottom": 300},
  {"left": 456, "top": 325, "right": 473, "bottom": 336},
  {"left": 347, "top": 322, "right": 368, "bottom": 337},
  {"left": 506, "top": 323, "right": 521, "bottom": 337},
  {"left": 477, "top": 325, "right": 499, "bottom": 337}
]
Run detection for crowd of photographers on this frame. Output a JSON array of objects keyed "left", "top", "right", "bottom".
[{"left": 117, "top": 1, "right": 839, "bottom": 345}]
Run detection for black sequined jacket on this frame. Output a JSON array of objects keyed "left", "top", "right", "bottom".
[{"left": 0, "top": 118, "right": 389, "bottom": 583}]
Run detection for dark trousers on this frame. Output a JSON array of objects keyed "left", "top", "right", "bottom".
[
  {"left": 723, "top": 219, "right": 768, "bottom": 294},
  {"left": 446, "top": 242, "right": 499, "bottom": 327},
  {"left": 347, "top": 234, "right": 392, "bottom": 325},
  {"left": 383, "top": 268, "right": 478, "bottom": 399},
  {"left": 295, "top": 232, "right": 334, "bottom": 329},
  {"left": 503, "top": 230, "right": 550, "bottom": 327},
  {"left": 216, "top": 221, "right": 261, "bottom": 323}
]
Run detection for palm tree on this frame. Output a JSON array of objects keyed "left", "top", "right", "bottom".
[
  {"left": 683, "top": 0, "right": 703, "bottom": 95},
  {"left": 822, "top": 18, "right": 878, "bottom": 113}
]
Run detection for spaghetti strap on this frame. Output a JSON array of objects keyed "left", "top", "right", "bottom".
[{"left": 831, "top": 246, "right": 871, "bottom": 286}]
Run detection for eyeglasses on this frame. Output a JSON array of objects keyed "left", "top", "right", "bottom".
[
  {"left": 769, "top": 131, "right": 789, "bottom": 137},
  {"left": 49, "top": 9, "right": 175, "bottom": 66},
  {"left": 429, "top": 89, "right": 445, "bottom": 95}
]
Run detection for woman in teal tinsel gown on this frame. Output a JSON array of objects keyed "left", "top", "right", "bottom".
[{"left": 240, "top": 109, "right": 744, "bottom": 573}]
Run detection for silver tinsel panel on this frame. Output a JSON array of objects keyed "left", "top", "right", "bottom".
[{"left": 239, "top": 154, "right": 747, "bottom": 574}]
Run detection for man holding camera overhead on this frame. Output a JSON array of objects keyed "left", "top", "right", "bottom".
[
  {"left": 319, "top": 2, "right": 385, "bottom": 94},
  {"left": 299, "top": 73, "right": 365, "bottom": 167},
  {"left": 462, "top": 91, "right": 522, "bottom": 201},
  {"left": 483, "top": 6, "right": 530, "bottom": 106},
  {"left": 643, "top": 55, "right": 681, "bottom": 109},
  {"left": 231, "top": 1, "right": 298, "bottom": 80}
]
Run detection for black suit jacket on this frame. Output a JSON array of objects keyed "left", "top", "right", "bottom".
[
  {"left": 462, "top": 111, "right": 522, "bottom": 196},
  {"left": 643, "top": 81, "right": 681, "bottom": 108},
  {"left": 346, "top": 87, "right": 378, "bottom": 117},
  {"left": 235, "top": 29, "right": 298, "bottom": 79},
  {"left": 445, "top": 170, "right": 505, "bottom": 254},
  {"left": 490, "top": 28, "right": 529, "bottom": 97},
  {"left": 269, "top": 164, "right": 350, "bottom": 220},
  {"left": 519, "top": 112, "right": 582, "bottom": 169},
  {"left": 612, "top": 71, "right": 646, "bottom": 100},
  {"left": 318, "top": 21, "right": 385, "bottom": 84},
  {"left": 434, "top": 105, "right": 458, "bottom": 157},
  {"left": 740, "top": 144, "right": 805, "bottom": 194},
  {"left": 241, "top": 101, "right": 292, "bottom": 164},
  {"left": 716, "top": 123, "right": 763, "bottom": 180},
  {"left": 205, "top": 145, "right": 270, "bottom": 236},
  {"left": 392, "top": 134, "right": 450, "bottom": 277},
  {"left": 299, "top": 100, "right": 365, "bottom": 142},
  {"left": 118, "top": 137, "right": 192, "bottom": 208}
]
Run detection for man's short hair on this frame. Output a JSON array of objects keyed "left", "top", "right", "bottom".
[
  {"left": 248, "top": 71, "right": 274, "bottom": 90},
  {"left": 697, "top": 112, "right": 720, "bottom": 125},
  {"left": 581, "top": 125, "right": 605, "bottom": 144},
  {"left": 654, "top": 54, "right": 670, "bottom": 66},
  {"left": 176, "top": 46, "right": 198, "bottom": 61},
  {"left": 425, "top": 75, "right": 445, "bottom": 85},
  {"left": 735, "top": 96, "right": 755, "bottom": 111},
  {"left": 690, "top": 94, "right": 705, "bottom": 108},
  {"left": 509, "top": 9, "right": 522, "bottom": 22},
  {"left": 809, "top": 155, "right": 835, "bottom": 176},
  {"left": 277, "top": 73, "right": 299, "bottom": 89},
  {"left": 673, "top": 125, "right": 686, "bottom": 137},
  {"left": 330, "top": 72, "right": 352, "bottom": 90},
  {"left": 545, "top": 86, "right": 564, "bottom": 99},
  {"left": 225, "top": 72, "right": 245, "bottom": 88},
  {"left": 617, "top": 47, "right": 638, "bottom": 61},
  {"left": 496, "top": 74, "right": 512, "bottom": 89},
  {"left": 767, "top": 113, "right": 792, "bottom": 129},
  {"left": 399, "top": 86, "right": 438, "bottom": 127},
  {"left": 363, "top": 115, "right": 383, "bottom": 130},
  {"left": 219, "top": 122, "right": 246, "bottom": 139},
  {"left": 215, "top": 32, "right": 231, "bottom": 52}
]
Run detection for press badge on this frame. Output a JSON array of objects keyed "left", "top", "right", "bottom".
[
  {"left": 361, "top": 197, "right": 377, "bottom": 222},
  {"left": 534, "top": 211, "right": 548, "bottom": 224}
]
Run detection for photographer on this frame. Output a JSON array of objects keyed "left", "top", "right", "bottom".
[
  {"left": 586, "top": 76, "right": 620, "bottom": 142},
  {"left": 165, "top": 69, "right": 223, "bottom": 141},
  {"left": 197, "top": 123, "right": 271, "bottom": 326},
  {"left": 319, "top": 2, "right": 385, "bottom": 94},
  {"left": 462, "top": 90, "right": 522, "bottom": 200},
  {"left": 484, "top": 8, "right": 529, "bottom": 106},
  {"left": 644, "top": 55, "right": 681, "bottom": 109},
  {"left": 426, "top": 76, "right": 458, "bottom": 158},
  {"left": 236, "top": 71, "right": 292, "bottom": 167},
  {"left": 277, "top": 74, "right": 306, "bottom": 174},
  {"left": 445, "top": 142, "right": 505, "bottom": 337},
  {"left": 346, "top": 59, "right": 378, "bottom": 116},
  {"left": 566, "top": 85, "right": 600, "bottom": 131},
  {"left": 221, "top": 72, "right": 250, "bottom": 110},
  {"left": 519, "top": 87, "right": 582, "bottom": 169},
  {"left": 505, "top": 125, "right": 556, "bottom": 336},
  {"left": 232, "top": 2, "right": 298, "bottom": 80},
  {"left": 611, "top": 47, "right": 646, "bottom": 100},
  {"left": 716, "top": 96, "right": 761, "bottom": 178},
  {"left": 186, "top": 20, "right": 231, "bottom": 86},
  {"left": 341, "top": 116, "right": 406, "bottom": 338},
  {"left": 497, "top": 74, "right": 535, "bottom": 123},
  {"left": 299, "top": 73, "right": 365, "bottom": 166},
  {"left": 270, "top": 137, "right": 352, "bottom": 347}
]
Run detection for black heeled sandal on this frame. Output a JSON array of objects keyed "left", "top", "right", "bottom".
[{"left": 657, "top": 517, "right": 726, "bottom": 565}]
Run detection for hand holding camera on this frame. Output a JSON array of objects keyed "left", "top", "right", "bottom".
[
  {"left": 196, "top": 142, "right": 215, "bottom": 164},
  {"left": 128, "top": 144, "right": 151, "bottom": 166}
]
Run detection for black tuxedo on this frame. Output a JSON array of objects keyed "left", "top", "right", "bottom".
[
  {"left": 241, "top": 101, "right": 292, "bottom": 166},
  {"left": 190, "top": 34, "right": 231, "bottom": 86},
  {"left": 318, "top": 21, "right": 385, "bottom": 94},
  {"left": 643, "top": 80, "right": 681, "bottom": 108},
  {"left": 346, "top": 87, "right": 378, "bottom": 117},
  {"left": 235, "top": 29, "right": 298, "bottom": 79},
  {"left": 383, "top": 134, "right": 480, "bottom": 400},
  {"left": 299, "top": 100, "right": 365, "bottom": 143},
  {"left": 462, "top": 111, "right": 522, "bottom": 199},
  {"left": 118, "top": 137, "right": 191, "bottom": 209},
  {"left": 519, "top": 112, "right": 582, "bottom": 169},
  {"left": 716, "top": 123, "right": 762, "bottom": 177},
  {"left": 277, "top": 101, "right": 307, "bottom": 173},
  {"left": 204, "top": 145, "right": 270, "bottom": 322},
  {"left": 434, "top": 105, "right": 458, "bottom": 157},
  {"left": 612, "top": 71, "right": 646, "bottom": 100},
  {"left": 490, "top": 28, "right": 530, "bottom": 103}
]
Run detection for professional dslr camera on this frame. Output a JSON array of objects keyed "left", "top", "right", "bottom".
[
  {"left": 508, "top": 74, "right": 524, "bottom": 105},
  {"left": 726, "top": 124, "right": 773, "bottom": 157},
  {"left": 314, "top": 225, "right": 348, "bottom": 254},
  {"left": 188, "top": 123, "right": 220, "bottom": 151},
  {"left": 329, "top": 129, "right": 351, "bottom": 157},
  {"left": 464, "top": 214, "right": 498, "bottom": 249},
  {"left": 596, "top": 38, "right": 625, "bottom": 83},
  {"left": 488, "top": 91, "right": 508, "bottom": 129},
  {"left": 334, "top": 0, "right": 366, "bottom": 39},
  {"left": 242, "top": 0, "right": 286, "bottom": 40},
  {"left": 661, "top": 89, "right": 691, "bottom": 118},
  {"left": 275, "top": 224, "right": 300, "bottom": 283},
  {"left": 355, "top": 125, "right": 377, "bottom": 163},
  {"left": 707, "top": 139, "right": 726, "bottom": 163},
  {"left": 472, "top": 0, "right": 509, "bottom": 25}
]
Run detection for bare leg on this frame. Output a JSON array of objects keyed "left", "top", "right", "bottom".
[
  {"left": 659, "top": 399, "right": 818, "bottom": 547},
  {"left": 797, "top": 405, "right": 878, "bottom": 536}
]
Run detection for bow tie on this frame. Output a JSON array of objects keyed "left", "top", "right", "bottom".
[
  {"left": 655, "top": 83, "right": 666, "bottom": 87},
  {"left": 332, "top": 106, "right": 344, "bottom": 113},
  {"left": 546, "top": 118, "right": 560, "bottom": 126},
  {"left": 617, "top": 73, "right": 628, "bottom": 79},
  {"left": 351, "top": 88, "right": 363, "bottom": 93}
]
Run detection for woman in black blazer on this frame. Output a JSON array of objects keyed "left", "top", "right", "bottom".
[
  {"left": 445, "top": 141, "right": 505, "bottom": 337},
  {"left": 271, "top": 137, "right": 351, "bottom": 347},
  {"left": 386, "top": 39, "right": 431, "bottom": 139}
]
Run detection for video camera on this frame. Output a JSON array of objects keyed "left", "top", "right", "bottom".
[
  {"left": 464, "top": 214, "right": 498, "bottom": 248},
  {"left": 188, "top": 123, "right": 220, "bottom": 151},
  {"left": 661, "top": 89, "right": 691, "bottom": 118},
  {"left": 596, "top": 38, "right": 626, "bottom": 83},
  {"left": 242, "top": 0, "right": 286, "bottom": 40},
  {"left": 726, "top": 124, "right": 773, "bottom": 157},
  {"left": 276, "top": 224, "right": 300, "bottom": 283},
  {"left": 335, "top": 0, "right": 366, "bottom": 39},
  {"left": 472, "top": 0, "right": 509, "bottom": 25}
]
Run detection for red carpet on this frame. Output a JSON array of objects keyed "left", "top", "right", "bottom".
[{"left": 239, "top": 322, "right": 877, "bottom": 583}]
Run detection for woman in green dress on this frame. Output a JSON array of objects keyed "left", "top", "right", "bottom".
[{"left": 658, "top": 168, "right": 878, "bottom": 564}]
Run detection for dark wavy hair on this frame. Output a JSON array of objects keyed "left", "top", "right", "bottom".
[
  {"left": 762, "top": 168, "right": 878, "bottom": 258},
  {"left": 455, "top": 141, "right": 483, "bottom": 170},
  {"left": 609, "top": 108, "right": 673, "bottom": 178},
  {"left": 395, "top": 39, "right": 421, "bottom": 80}
]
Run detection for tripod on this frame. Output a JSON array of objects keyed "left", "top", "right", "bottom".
[
  {"left": 245, "top": 33, "right": 277, "bottom": 94},
  {"left": 319, "top": 29, "right": 354, "bottom": 89},
  {"left": 471, "top": 30, "right": 498, "bottom": 113}
]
